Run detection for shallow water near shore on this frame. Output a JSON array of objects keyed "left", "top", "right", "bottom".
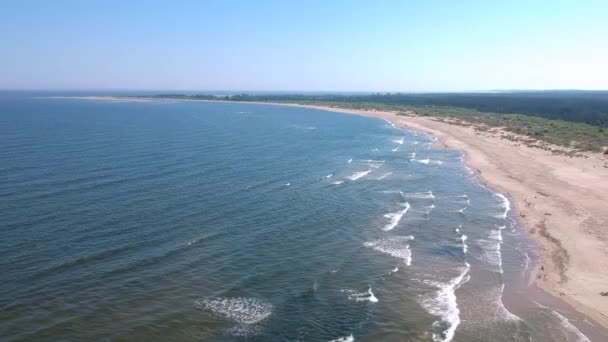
[{"left": 0, "top": 94, "right": 602, "bottom": 341}]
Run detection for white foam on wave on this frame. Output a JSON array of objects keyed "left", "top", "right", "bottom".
[
  {"left": 383, "top": 118, "right": 395, "bottom": 127},
  {"left": 552, "top": 311, "right": 592, "bottom": 342},
  {"left": 421, "top": 263, "right": 471, "bottom": 342},
  {"left": 323, "top": 173, "right": 334, "bottom": 179},
  {"left": 413, "top": 159, "right": 443, "bottom": 165},
  {"left": 195, "top": 297, "right": 273, "bottom": 325},
  {"left": 478, "top": 226, "right": 505, "bottom": 273},
  {"left": 460, "top": 235, "right": 468, "bottom": 253},
  {"left": 347, "top": 158, "right": 353, "bottom": 164},
  {"left": 389, "top": 266, "right": 399, "bottom": 274},
  {"left": 332, "top": 180, "right": 344, "bottom": 185},
  {"left": 371, "top": 148, "right": 379, "bottom": 152},
  {"left": 394, "top": 136, "right": 404, "bottom": 145},
  {"left": 285, "top": 182, "right": 291, "bottom": 186},
  {"left": 391, "top": 146, "right": 400, "bottom": 152},
  {"left": 347, "top": 169, "right": 371, "bottom": 181},
  {"left": 342, "top": 287, "right": 379, "bottom": 303},
  {"left": 376, "top": 172, "right": 393, "bottom": 180},
  {"left": 403, "top": 191, "right": 435, "bottom": 199},
  {"left": 455, "top": 226, "right": 468, "bottom": 254},
  {"left": 364, "top": 236, "right": 414, "bottom": 265},
  {"left": 382, "top": 202, "right": 411, "bottom": 231},
  {"left": 411, "top": 152, "right": 417, "bottom": 159},
  {"left": 495, "top": 193, "right": 511, "bottom": 219},
  {"left": 329, "top": 334, "right": 355, "bottom": 342}
]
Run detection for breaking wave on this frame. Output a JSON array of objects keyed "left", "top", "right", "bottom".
[
  {"left": 495, "top": 193, "right": 511, "bottom": 219},
  {"left": 403, "top": 191, "right": 435, "bottom": 199},
  {"left": 329, "top": 334, "right": 355, "bottom": 342},
  {"left": 382, "top": 202, "right": 411, "bottom": 231},
  {"left": 364, "top": 236, "right": 414, "bottom": 265},
  {"left": 347, "top": 169, "right": 371, "bottom": 181},
  {"left": 195, "top": 297, "right": 273, "bottom": 325},
  {"left": 421, "top": 263, "right": 471, "bottom": 342},
  {"left": 342, "top": 287, "right": 379, "bottom": 303},
  {"left": 376, "top": 172, "right": 393, "bottom": 180},
  {"left": 413, "top": 159, "right": 443, "bottom": 165}
]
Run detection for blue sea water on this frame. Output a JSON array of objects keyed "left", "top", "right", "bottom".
[{"left": 0, "top": 94, "right": 598, "bottom": 341}]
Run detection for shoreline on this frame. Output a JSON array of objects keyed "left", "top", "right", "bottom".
[
  {"left": 55, "top": 96, "right": 608, "bottom": 333},
  {"left": 272, "top": 102, "right": 608, "bottom": 328}
]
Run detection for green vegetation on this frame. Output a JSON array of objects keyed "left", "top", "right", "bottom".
[{"left": 149, "top": 93, "right": 608, "bottom": 153}]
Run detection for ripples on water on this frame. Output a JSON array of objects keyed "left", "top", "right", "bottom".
[{"left": 0, "top": 95, "right": 597, "bottom": 341}]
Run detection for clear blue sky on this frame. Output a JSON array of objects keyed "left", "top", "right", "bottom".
[{"left": 1, "top": 0, "right": 607, "bottom": 91}]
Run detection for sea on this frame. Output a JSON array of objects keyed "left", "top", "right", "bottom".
[{"left": 0, "top": 92, "right": 602, "bottom": 341}]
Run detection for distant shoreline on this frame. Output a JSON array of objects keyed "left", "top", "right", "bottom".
[{"left": 55, "top": 95, "right": 608, "bottom": 333}]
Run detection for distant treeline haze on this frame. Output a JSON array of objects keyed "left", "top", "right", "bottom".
[{"left": 157, "top": 91, "right": 608, "bottom": 127}]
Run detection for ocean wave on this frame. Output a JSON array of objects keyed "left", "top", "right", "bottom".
[
  {"left": 195, "top": 297, "right": 273, "bottom": 325},
  {"left": 455, "top": 226, "right": 468, "bottom": 254},
  {"left": 383, "top": 118, "right": 395, "bottom": 127},
  {"left": 421, "top": 263, "right": 471, "bottom": 342},
  {"left": 382, "top": 202, "right": 411, "bottom": 231},
  {"left": 391, "top": 146, "right": 400, "bottom": 152},
  {"left": 478, "top": 227, "right": 505, "bottom": 273},
  {"left": 494, "top": 193, "right": 511, "bottom": 219},
  {"left": 393, "top": 137, "right": 404, "bottom": 145},
  {"left": 342, "top": 287, "right": 378, "bottom": 303},
  {"left": 332, "top": 180, "right": 344, "bottom": 185},
  {"left": 329, "top": 334, "right": 355, "bottom": 342},
  {"left": 413, "top": 159, "right": 443, "bottom": 165},
  {"left": 527, "top": 305, "right": 593, "bottom": 342},
  {"left": 346, "top": 169, "right": 371, "bottom": 181},
  {"left": 403, "top": 191, "right": 435, "bottom": 199},
  {"left": 376, "top": 172, "right": 393, "bottom": 180},
  {"left": 347, "top": 158, "right": 353, "bottom": 164},
  {"left": 322, "top": 173, "right": 334, "bottom": 179},
  {"left": 364, "top": 236, "right": 414, "bottom": 265}
]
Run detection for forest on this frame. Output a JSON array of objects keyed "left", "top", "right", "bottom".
[{"left": 156, "top": 91, "right": 608, "bottom": 127}]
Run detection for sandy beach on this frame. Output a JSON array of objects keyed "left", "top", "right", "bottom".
[
  {"left": 60, "top": 96, "right": 608, "bottom": 330},
  {"left": 277, "top": 103, "right": 608, "bottom": 330}
]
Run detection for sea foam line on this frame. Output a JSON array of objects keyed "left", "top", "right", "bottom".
[
  {"left": 382, "top": 202, "right": 411, "bottom": 231},
  {"left": 195, "top": 297, "right": 273, "bottom": 325},
  {"left": 495, "top": 193, "right": 511, "bottom": 219},
  {"left": 533, "top": 302, "right": 592, "bottom": 342},
  {"left": 403, "top": 191, "right": 435, "bottom": 199},
  {"left": 478, "top": 225, "right": 505, "bottom": 273},
  {"left": 376, "top": 172, "right": 393, "bottom": 180},
  {"left": 364, "top": 236, "right": 414, "bottom": 266},
  {"left": 342, "top": 287, "right": 378, "bottom": 303},
  {"left": 421, "top": 263, "right": 471, "bottom": 342},
  {"left": 412, "top": 158, "right": 443, "bottom": 165},
  {"left": 455, "top": 226, "right": 468, "bottom": 254},
  {"left": 383, "top": 118, "right": 396, "bottom": 127},
  {"left": 346, "top": 169, "right": 371, "bottom": 181},
  {"left": 329, "top": 334, "right": 355, "bottom": 342}
]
